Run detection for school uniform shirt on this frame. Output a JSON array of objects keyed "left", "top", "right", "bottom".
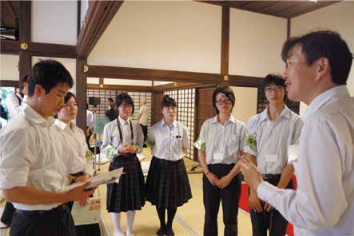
[
  {"left": 55, "top": 119, "right": 94, "bottom": 176},
  {"left": 101, "top": 116, "right": 144, "bottom": 156},
  {"left": 244, "top": 106, "right": 303, "bottom": 174},
  {"left": 0, "top": 104, "right": 70, "bottom": 211},
  {"left": 149, "top": 120, "right": 189, "bottom": 161},
  {"left": 257, "top": 86, "right": 354, "bottom": 236},
  {"left": 195, "top": 115, "right": 246, "bottom": 165},
  {"left": 86, "top": 110, "right": 95, "bottom": 127}
]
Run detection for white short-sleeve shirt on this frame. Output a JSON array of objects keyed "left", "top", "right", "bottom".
[
  {"left": 149, "top": 119, "right": 189, "bottom": 161},
  {"left": 244, "top": 106, "right": 303, "bottom": 174},
  {"left": 195, "top": 115, "right": 246, "bottom": 165},
  {"left": 0, "top": 104, "right": 70, "bottom": 210}
]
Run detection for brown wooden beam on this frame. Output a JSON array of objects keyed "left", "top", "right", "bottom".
[
  {"left": 0, "top": 80, "right": 19, "bottom": 88},
  {"left": 152, "top": 82, "right": 203, "bottom": 92},
  {"left": 19, "top": 1, "right": 31, "bottom": 42},
  {"left": 221, "top": 6, "right": 229, "bottom": 76},
  {"left": 228, "top": 74, "right": 262, "bottom": 87},
  {"left": 0, "top": 40, "right": 20, "bottom": 55},
  {"left": 19, "top": 51, "right": 31, "bottom": 80},
  {"left": 5, "top": 1, "right": 16, "bottom": 19},
  {"left": 87, "top": 84, "right": 152, "bottom": 92},
  {"left": 287, "top": 18, "right": 291, "bottom": 39},
  {"left": 76, "top": 1, "right": 124, "bottom": 58},
  {"left": 0, "top": 41, "right": 76, "bottom": 58},
  {"left": 76, "top": 59, "right": 87, "bottom": 131},
  {"left": 86, "top": 65, "right": 224, "bottom": 83}
]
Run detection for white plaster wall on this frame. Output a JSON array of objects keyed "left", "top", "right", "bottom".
[
  {"left": 32, "top": 1, "right": 77, "bottom": 45},
  {"left": 104, "top": 78, "right": 152, "bottom": 87},
  {"left": 229, "top": 9, "right": 287, "bottom": 78},
  {"left": 32, "top": 57, "right": 77, "bottom": 95},
  {"left": 87, "top": 77, "right": 99, "bottom": 84},
  {"left": 291, "top": 2, "right": 354, "bottom": 115},
  {"left": 0, "top": 55, "right": 19, "bottom": 81},
  {"left": 231, "top": 86, "right": 258, "bottom": 123},
  {"left": 88, "top": 1, "right": 221, "bottom": 74}
]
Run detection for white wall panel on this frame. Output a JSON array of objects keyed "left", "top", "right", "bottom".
[
  {"left": 0, "top": 55, "right": 19, "bottom": 81},
  {"left": 89, "top": 1, "right": 221, "bottom": 74}
]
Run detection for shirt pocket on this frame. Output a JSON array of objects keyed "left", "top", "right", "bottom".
[{"left": 227, "top": 134, "right": 239, "bottom": 151}]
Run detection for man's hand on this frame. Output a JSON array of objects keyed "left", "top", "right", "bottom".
[
  {"left": 240, "top": 156, "right": 263, "bottom": 192},
  {"left": 127, "top": 145, "right": 138, "bottom": 153},
  {"left": 66, "top": 182, "right": 95, "bottom": 202},
  {"left": 249, "top": 190, "right": 262, "bottom": 212},
  {"left": 206, "top": 172, "right": 220, "bottom": 186},
  {"left": 217, "top": 175, "right": 232, "bottom": 189}
]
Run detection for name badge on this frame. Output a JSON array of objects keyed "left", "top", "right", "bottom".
[
  {"left": 214, "top": 152, "right": 224, "bottom": 161},
  {"left": 265, "top": 154, "right": 278, "bottom": 162}
]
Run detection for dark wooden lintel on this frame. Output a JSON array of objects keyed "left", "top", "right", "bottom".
[{"left": 87, "top": 84, "right": 152, "bottom": 92}]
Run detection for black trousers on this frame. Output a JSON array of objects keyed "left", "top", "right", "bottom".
[
  {"left": 140, "top": 124, "right": 148, "bottom": 143},
  {"left": 10, "top": 207, "right": 75, "bottom": 236},
  {"left": 203, "top": 164, "right": 241, "bottom": 236},
  {"left": 250, "top": 175, "right": 293, "bottom": 236},
  {"left": 1, "top": 202, "right": 15, "bottom": 226}
]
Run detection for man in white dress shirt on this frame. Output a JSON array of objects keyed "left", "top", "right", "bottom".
[
  {"left": 0, "top": 60, "right": 94, "bottom": 235},
  {"left": 241, "top": 31, "right": 353, "bottom": 235}
]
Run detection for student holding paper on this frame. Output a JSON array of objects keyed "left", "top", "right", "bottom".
[
  {"left": 0, "top": 60, "right": 94, "bottom": 236},
  {"left": 145, "top": 95, "right": 192, "bottom": 236},
  {"left": 102, "top": 93, "right": 145, "bottom": 236},
  {"left": 55, "top": 91, "right": 100, "bottom": 235}
]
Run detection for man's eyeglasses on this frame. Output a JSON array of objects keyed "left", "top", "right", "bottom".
[
  {"left": 265, "top": 86, "right": 284, "bottom": 93},
  {"left": 215, "top": 99, "right": 231, "bottom": 105}
]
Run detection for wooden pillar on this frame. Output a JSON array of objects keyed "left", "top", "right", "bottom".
[
  {"left": 220, "top": 6, "right": 230, "bottom": 86},
  {"left": 76, "top": 59, "right": 87, "bottom": 131}
]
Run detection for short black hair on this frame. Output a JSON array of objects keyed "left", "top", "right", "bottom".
[
  {"left": 281, "top": 30, "right": 352, "bottom": 85},
  {"left": 108, "top": 98, "right": 114, "bottom": 102},
  {"left": 28, "top": 60, "right": 73, "bottom": 97},
  {"left": 116, "top": 93, "right": 135, "bottom": 113},
  {"left": 64, "top": 92, "right": 77, "bottom": 104},
  {"left": 161, "top": 95, "right": 177, "bottom": 109},
  {"left": 212, "top": 86, "right": 235, "bottom": 114},
  {"left": 262, "top": 74, "right": 285, "bottom": 90}
]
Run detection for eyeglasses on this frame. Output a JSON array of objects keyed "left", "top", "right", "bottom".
[
  {"left": 265, "top": 86, "right": 284, "bottom": 93},
  {"left": 215, "top": 99, "right": 231, "bottom": 105}
]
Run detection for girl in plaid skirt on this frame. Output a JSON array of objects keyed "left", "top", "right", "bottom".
[
  {"left": 145, "top": 95, "right": 192, "bottom": 236},
  {"left": 102, "top": 93, "right": 145, "bottom": 236}
]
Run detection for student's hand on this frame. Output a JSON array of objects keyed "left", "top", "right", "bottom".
[
  {"left": 249, "top": 191, "right": 262, "bottom": 212},
  {"left": 67, "top": 182, "right": 95, "bottom": 202},
  {"left": 264, "top": 202, "right": 274, "bottom": 212},
  {"left": 240, "top": 156, "right": 263, "bottom": 192},
  {"left": 75, "top": 174, "right": 90, "bottom": 183},
  {"left": 217, "top": 175, "right": 232, "bottom": 189},
  {"left": 118, "top": 144, "right": 131, "bottom": 154},
  {"left": 79, "top": 199, "right": 89, "bottom": 207},
  {"left": 127, "top": 145, "right": 138, "bottom": 153},
  {"left": 206, "top": 172, "right": 220, "bottom": 186}
]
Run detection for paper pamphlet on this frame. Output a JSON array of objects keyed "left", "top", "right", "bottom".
[
  {"left": 71, "top": 196, "right": 101, "bottom": 225},
  {"left": 61, "top": 167, "right": 124, "bottom": 192}
]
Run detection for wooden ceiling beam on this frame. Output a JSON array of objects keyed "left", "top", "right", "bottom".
[
  {"left": 5, "top": 1, "right": 16, "bottom": 19},
  {"left": 76, "top": 0, "right": 124, "bottom": 58},
  {"left": 86, "top": 65, "right": 262, "bottom": 87},
  {"left": 0, "top": 40, "right": 76, "bottom": 58}
]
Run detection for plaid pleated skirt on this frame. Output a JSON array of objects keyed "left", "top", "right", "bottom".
[
  {"left": 106, "top": 154, "right": 145, "bottom": 213},
  {"left": 145, "top": 156, "right": 192, "bottom": 209}
]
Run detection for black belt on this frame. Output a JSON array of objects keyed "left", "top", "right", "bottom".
[
  {"left": 262, "top": 174, "right": 281, "bottom": 181},
  {"left": 16, "top": 204, "right": 67, "bottom": 216}
]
